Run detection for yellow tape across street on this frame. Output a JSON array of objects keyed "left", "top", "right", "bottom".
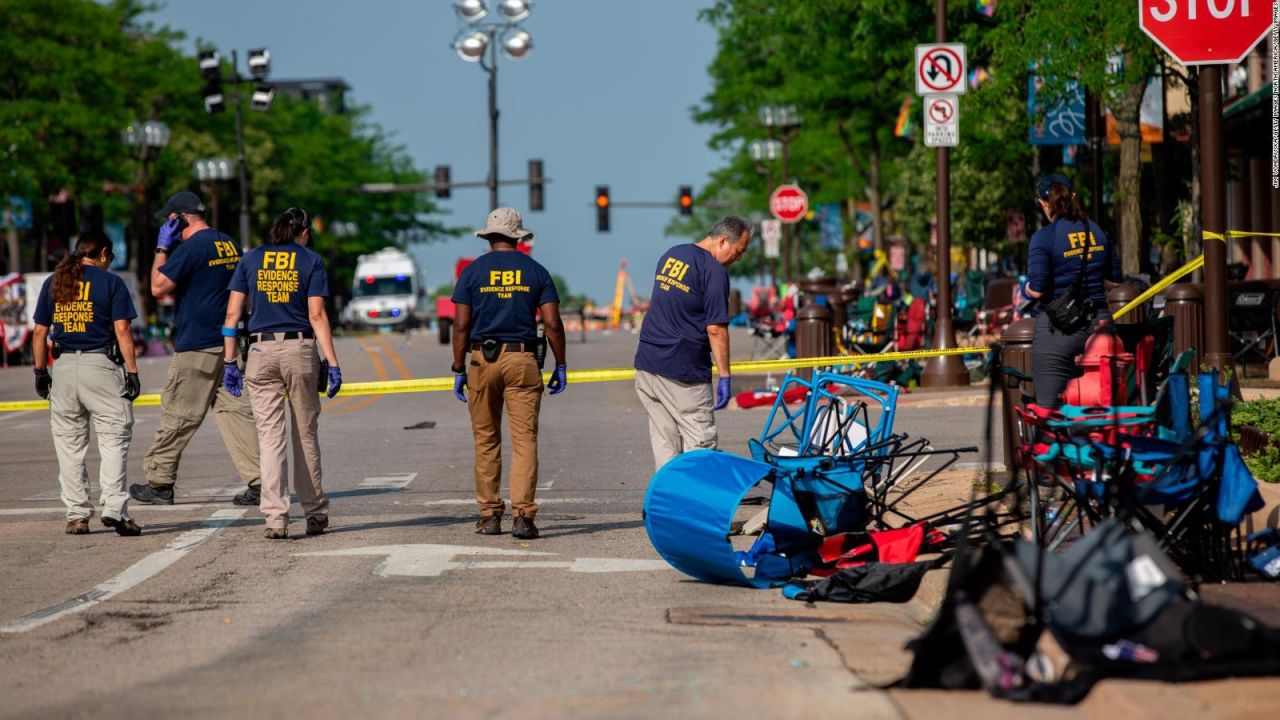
[
  {"left": 11, "top": 227, "right": 1276, "bottom": 414},
  {"left": 0, "top": 346, "right": 982, "bottom": 412}
]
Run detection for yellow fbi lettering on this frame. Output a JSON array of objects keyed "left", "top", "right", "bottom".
[
  {"left": 481, "top": 270, "right": 528, "bottom": 299},
  {"left": 656, "top": 256, "right": 692, "bottom": 293},
  {"left": 53, "top": 281, "right": 94, "bottom": 333},
  {"left": 258, "top": 251, "right": 300, "bottom": 302},
  {"left": 209, "top": 240, "right": 241, "bottom": 267},
  {"left": 1064, "top": 231, "right": 1102, "bottom": 258}
]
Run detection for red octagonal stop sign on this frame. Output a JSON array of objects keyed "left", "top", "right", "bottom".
[
  {"left": 1140, "top": 0, "right": 1275, "bottom": 65},
  {"left": 770, "top": 184, "right": 808, "bottom": 224}
]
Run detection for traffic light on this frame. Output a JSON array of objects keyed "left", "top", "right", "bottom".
[
  {"left": 528, "top": 159, "right": 544, "bottom": 211},
  {"left": 678, "top": 185, "right": 693, "bottom": 216},
  {"left": 434, "top": 165, "right": 451, "bottom": 199},
  {"left": 595, "top": 185, "right": 610, "bottom": 233}
]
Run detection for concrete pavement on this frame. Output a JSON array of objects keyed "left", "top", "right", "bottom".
[{"left": 2, "top": 328, "right": 1272, "bottom": 718}]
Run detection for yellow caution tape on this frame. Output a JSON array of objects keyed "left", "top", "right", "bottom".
[
  {"left": 0, "top": 346, "right": 985, "bottom": 412},
  {"left": 1113, "top": 229, "right": 1280, "bottom": 319}
]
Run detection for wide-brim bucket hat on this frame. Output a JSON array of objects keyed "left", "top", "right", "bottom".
[{"left": 475, "top": 207, "right": 533, "bottom": 241}]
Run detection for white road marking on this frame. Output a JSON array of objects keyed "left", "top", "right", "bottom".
[
  {"left": 0, "top": 410, "right": 37, "bottom": 425},
  {"left": 27, "top": 487, "right": 100, "bottom": 501},
  {"left": 357, "top": 473, "right": 417, "bottom": 491},
  {"left": 421, "top": 497, "right": 605, "bottom": 507},
  {"left": 536, "top": 479, "right": 555, "bottom": 490},
  {"left": 296, "top": 544, "right": 671, "bottom": 578},
  {"left": 186, "top": 483, "right": 247, "bottom": 498},
  {"left": 0, "top": 509, "right": 246, "bottom": 633}
]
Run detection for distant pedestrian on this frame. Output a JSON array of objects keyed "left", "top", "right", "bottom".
[
  {"left": 1024, "top": 173, "right": 1121, "bottom": 408},
  {"left": 131, "top": 191, "right": 262, "bottom": 506},
  {"left": 32, "top": 231, "right": 143, "bottom": 536},
  {"left": 451, "top": 208, "right": 566, "bottom": 540},
  {"left": 222, "top": 208, "right": 341, "bottom": 539},
  {"left": 634, "top": 216, "right": 751, "bottom": 470}
]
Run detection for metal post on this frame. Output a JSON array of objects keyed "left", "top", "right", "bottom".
[
  {"left": 486, "top": 32, "right": 500, "bottom": 212},
  {"left": 780, "top": 138, "right": 793, "bottom": 282},
  {"left": 1086, "top": 90, "right": 1105, "bottom": 230},
  {"left": 921, "top": 0, "right": 969, "bottom": 388},
  {"left": 232, "top": 51, "right": 252, "bottom": 245},
  {"left": 1199, "top": 65, "right": 1228, "bottom": 372}
]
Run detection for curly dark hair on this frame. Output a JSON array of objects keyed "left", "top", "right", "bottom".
[{"left": 51, "top": 231, "right": 112, "bottom": 304}]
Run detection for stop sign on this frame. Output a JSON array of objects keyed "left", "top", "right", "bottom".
[
  {"left": 769, "top": 184, "right": 809, "bottom": 224},
  {"left": 1140, "top": 0, "right": 1274, "bottom": 64}
]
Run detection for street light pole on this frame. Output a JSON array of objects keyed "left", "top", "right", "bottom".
[
  {"left": 232, "top": 50, "right": 252, "bottom": 245},
  {"left": 920, "top": 0, "right": 970, "bottom": 388},
  {"left": 484, "top": 34, "right": 500, "bottom": 211}
]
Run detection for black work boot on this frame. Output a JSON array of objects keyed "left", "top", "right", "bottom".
[
  {"left": 129, "top": 483, "right": 174, "bottom": 505},
  {"left": 475, "top": 514, "right": 502, "bottom": 535},
  {"left": 102, "top": 516, "right": 143, "bottom": 536},
  {"left": 512, "top": 515, "right": 539, "bottom": 540},
  {"left": 232, "top": 484, "right": 261, "bottom": 506}
]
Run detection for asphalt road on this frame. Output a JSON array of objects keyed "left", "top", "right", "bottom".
[{"left": 0, "top": 328, "right": 997, "bottom": 719}]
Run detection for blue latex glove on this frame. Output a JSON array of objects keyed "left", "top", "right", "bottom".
[
  {"left": 326, "top": 365, "right": 343, "bottom": 398},
  {"left": 712, "top": 376, "right": 732, "bottom": 411},
  {"left": 157, "top": 217, "right": 183, "bottom": 251},
  {"left": 223, "top": 362, "right": 243, "bottom": 397},
  {"left": 547, "top": 364, "right": 567, "bottom": 395},
  {"left": 453, "top": 372, "right": 467, "bottom": 403}
]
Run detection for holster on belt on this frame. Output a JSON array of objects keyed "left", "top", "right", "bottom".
[
  {"left": 105, "top": 341, "right": 125, "bottom": 366},
  {"left": 50, "top": 341, "right": 62, "bottom": 360},
  {"left": 534, "top": 327, "right": 547, "bottom": 370},
  {"left": 237, "top": 320, "right": 250, "bottom": 363},
  {"left": 480, "top": 337, "right": 502, "bottom": 363}
]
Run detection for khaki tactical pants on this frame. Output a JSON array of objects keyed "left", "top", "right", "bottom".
[
  {"left": 143, "top": 347, "right": 260, "bottom": 488},
  {"left": 245, "top": 338, "right": 327, "bottom": 529},
  {"left": 467, "top": 349, "right": 542, "bottom": 519},
  {"left": 49, "top": 352, "right": 134, "bottom": 522},
  {"left": 634, "top": 369, "right": 717, "bottom": 471}
]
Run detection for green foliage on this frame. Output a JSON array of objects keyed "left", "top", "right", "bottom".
[
  {"left": 1232, "top": 397, "right": 1280, "bottom": 483},
  {"left": 0, "top": 0, "right": 458, "bottom": 294}
]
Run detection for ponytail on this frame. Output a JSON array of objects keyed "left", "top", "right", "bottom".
[
  {"left": 1045, "top": 183, "right": 1086, "bottom": 223},
  {"left": 52, "top": 231, "right": 111, "bottom": 304},
  {"left": 270, "top": 207, "right": 310, "bottom": 245}
]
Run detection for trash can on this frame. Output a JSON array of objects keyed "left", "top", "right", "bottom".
[
  {"left": 999, "top": 318, "right": 1036, "bottom": 473},
  {"left": 1164, "top": 283, "right": 1203, "bottom": 372},
  {"left": 1107, "top": 283, "right": 1146, "bottom": 325},
  {"left": 795, "top": 303, "right": 833, "bottom": 382}
]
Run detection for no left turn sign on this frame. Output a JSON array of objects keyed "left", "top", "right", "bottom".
[
  {"left": 923, "top": 94, "right": 959, "bottom": 148},
  {"left": 915, "top": 43, "right": 966, "bottom": 95}
]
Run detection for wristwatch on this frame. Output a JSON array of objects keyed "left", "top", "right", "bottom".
[
  {"left": 451, "top": 364, "right": 465, "bottom": 374},
  {"left": 155, "top": 247, "right": 170, "bottom": 255}
]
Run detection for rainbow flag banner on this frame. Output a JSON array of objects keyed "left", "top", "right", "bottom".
[{"left": 976, "top": 0, "right": 996, "bottom": 17}]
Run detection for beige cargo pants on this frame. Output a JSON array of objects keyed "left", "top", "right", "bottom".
[
  {"left": 143, "top": 347, "right": 260, "bottom": 489},
  {"left": 49, "top": 351, "right": 134, "bottom": 522},
  {"left": 634, "top": 369, "right": 718, "bottom": 471},
  {"left": 245, "top": 337, "right": 327, "bottom": 529},
  {"left": 467, "top": 349, "right": 542, "bottom": 519}
]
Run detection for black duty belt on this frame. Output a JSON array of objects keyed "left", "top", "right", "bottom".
[
  {"left": 61, "top": 345, "right": 110, "bottom": 355},
  {"left": 250, "top": 330, "right": 314, "bottom": 343},
  {"left": 470, "top": 341, "right": 532, "bottom": 353}
]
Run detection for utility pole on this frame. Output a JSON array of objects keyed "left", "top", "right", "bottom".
[{"left": 920, "top": 0, "right": 970, "bottom": 388}]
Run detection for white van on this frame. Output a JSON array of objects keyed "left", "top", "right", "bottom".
[{"left": 342, "top": 248, "right": 420, "bottom": 330}]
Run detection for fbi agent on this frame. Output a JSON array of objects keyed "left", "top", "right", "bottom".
[
  {"left": 32, "top": 231, "right": 143, "bottom": 536},
  {"left": 131, "top": 191, "right": 262, "bottom": 506},
  {"left": 634, "top": 216, "right": 751, "bottom": 470},
  {"left": 451, "top": 208, "right": 566, "bottom": 540},
  {"left": 223, "top": 208, "right": 342, "bottom": 539},
  {"left": 1024, "top": 174, "right": 1121, "bottom": 408}
]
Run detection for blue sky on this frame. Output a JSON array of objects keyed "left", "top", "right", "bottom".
[{"left": 144, "top": 0, "right": 727, "bottom": 304}]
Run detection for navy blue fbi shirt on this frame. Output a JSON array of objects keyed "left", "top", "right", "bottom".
[
  {"left": 1027, "top": 218, "right": 1121, "bottom": 305},
  {"left": 33, "top": 266, "right": 137, "bottom": 350},
  {"left": 634, "top": 244, "right": 730, "bottom": 384},
  {"left": 451, "top": 251, "right": 559, "bottom": 344},
  {"left": 229, "top": 243, "right": 330, "bottom": 334},
  {"left": 158, "top": 228, "right": 243, "bottom": 351}
]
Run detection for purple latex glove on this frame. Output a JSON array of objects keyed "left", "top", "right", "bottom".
[
  {"left": 157, "top": 217, "right": 183, "bottom": 251},
  {"left": 326, "top": 365, "right": 343, "bottom": 398},
  {"left": 547, "top": 364, "right": 567, "bottom": 395},
  {"left": 453, "top": 372, "right": 467, "bottom": 403},
  {"left": 223, "top": 362, "right": 243, "bottom": 397},
  {"left": 712, "top": 376, "right": 732, "bottom": 411}
]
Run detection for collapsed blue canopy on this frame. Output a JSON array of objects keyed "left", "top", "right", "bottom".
[{"left": 644, "top": 450, "right": 786, "bottom": 587}]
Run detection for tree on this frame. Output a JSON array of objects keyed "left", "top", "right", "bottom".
[{"left": 985, "top": 0, "right": 1158, "bottom": 274}]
